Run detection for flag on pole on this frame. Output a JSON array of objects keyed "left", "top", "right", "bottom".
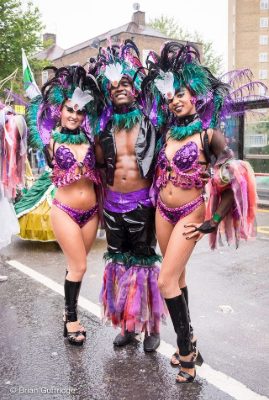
[{"left": 22, "top": 48, "right": 41, "bottom": 99}]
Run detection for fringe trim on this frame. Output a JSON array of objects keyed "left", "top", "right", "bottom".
[
  {"left": 169, "top": 120, "right": 203, "bottom": 140},
  {"left": 103, "top": 251, "right": 162, "bottom": 266},
  {"left": 103, "top": 252, "right": 128, "bottom": 264},
  {"left": 128, "top": 254, "right": 162, "bottom": 266},
  {"left": 112, "top": 108, "right": 143, "bottom": 130}
]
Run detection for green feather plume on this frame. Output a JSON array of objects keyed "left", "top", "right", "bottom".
[
  {"left": 26, "top": 96, "right": 44, "bottom": 150},
  {"left": 113, "top": 108, "right": 143, "bottom": 129}
]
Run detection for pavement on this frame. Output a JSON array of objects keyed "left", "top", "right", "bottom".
[
  {"left": 0, "top": 209, "right": 269, "bottom": 400},
  {"left": 0, "top": 259, "right": 235, "bottom": 400}
]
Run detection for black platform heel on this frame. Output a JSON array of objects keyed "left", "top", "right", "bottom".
[
  {"left": 63, "top": 312, "right": 86, "bottom": 337},
  {"left": 64, "top": 279, "right": 86, "bottom": 346}
]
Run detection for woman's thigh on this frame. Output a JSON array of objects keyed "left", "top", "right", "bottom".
[
  {"left": 81, "top": 214, "right": 99, "bottom": 254},
  {"left": 51, "top": 205, "right": 87, "bottom": 266},
  {"left": 159, "top": 204, "right": 205, "bottom": 286},
  {"left": 156, "top": 208, "right": 174, "bottom": 256}
]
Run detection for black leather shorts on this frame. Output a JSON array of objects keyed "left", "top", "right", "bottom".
[{"left": 103, "top": 204, "right": 157, "bottom": 258}]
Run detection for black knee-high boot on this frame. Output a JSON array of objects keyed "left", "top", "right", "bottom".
[
  {"left": 64, "top": 279, "right": 85, "bottom": 345},
  {"left": 64, "top": 279, "right": 81, "bottom": 322},
  {"left": 165, "top": 294, "right": 194, "bottom": 356},
  {"left": 180, "top": 286, "right": 194, "bottom": 339}
]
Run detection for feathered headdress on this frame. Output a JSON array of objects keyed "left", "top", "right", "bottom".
[
  {"left": 143, "top": 41, "right": 268, "bottom": 129},
  {"left": 27, "top": 65, "right": 101, "bottom": 149},
  {"left": 90, "top": 39, "right": 146, "bottom": 103}
]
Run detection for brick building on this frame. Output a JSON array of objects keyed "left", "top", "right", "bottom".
[
  {"left": 228, "top": 0, "right": 269, "bottom": 90},
  {"left": 228, "top": 0, "right": 269, "bottom": 174},
  {"left": 36, "top": 9, "right": 201, "bottom": 85}
]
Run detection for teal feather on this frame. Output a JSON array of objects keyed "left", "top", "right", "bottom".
[
  {"left": 209, "top": 94, "right": 224, "bottom": 128},
  {"left": 103, "top": 252, "right": 129, "bottom": 264},
  {"left": 26, "top": 96, "right": 44, "bottom": 150},
  {"left": 169, "top": 120, "right": 203, "bottom": 140},
  {"left": 112, "top": 108, "right": 142, "bottom": 129},
  {"left": 128, "top": 254, "right": 162, "bottom": 267},
  {"left": 52, "top": 130, "right": 88, "bottom": 144}
]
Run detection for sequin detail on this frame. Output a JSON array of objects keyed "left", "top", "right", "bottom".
[
  {"left": 155, "top": 141, "right": 204, "bottom": 190},
  {"left": 157, "top": 194, "right": 204, "bottom": 225},
  {"left": 52, "top": 198, "right": 98, "bottom": 227},
  {"left": 52, "top": 145, "right": 100, "bottom": 187}
]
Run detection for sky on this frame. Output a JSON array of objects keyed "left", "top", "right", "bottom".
[{"left": 28, "top": 0, "right": 228, "bottom": 70}]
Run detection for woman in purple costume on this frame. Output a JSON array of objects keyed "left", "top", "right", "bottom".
[
  {"left": 28, "top": 66, "right": 101, "bottom": 346},
  {"left": 143, "top": 42, "right": 258, "bottom": 382}
]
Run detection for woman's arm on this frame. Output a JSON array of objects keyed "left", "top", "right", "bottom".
[{"left": 185, "top": 129, "right": 257, "bottom": 248}]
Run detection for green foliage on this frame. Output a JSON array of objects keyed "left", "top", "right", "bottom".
[
  {"left": 0, "top": 0, "right": 44, "bottom": 96},
  {"left": 148, "top": 15, "right": 223, "bottom": 75}
]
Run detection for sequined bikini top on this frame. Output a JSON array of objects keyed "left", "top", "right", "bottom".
[
  {"left": 155, "top": 141, "right": 204, "bottom": 190},
  {"left": 52, "top": 145, "right": 100, "bottom": 188}
]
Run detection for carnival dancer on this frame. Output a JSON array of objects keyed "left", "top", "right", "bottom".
[
  {"left": 27, "top": 66, "right": 101, "bottom": 345},
  {"left": 92, "top": 40, "right": 166, "bottom": 351},
  {"left": 143, "top": 42, "right": 260, "bottom": 381}
]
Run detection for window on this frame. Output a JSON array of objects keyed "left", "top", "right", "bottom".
[
  {"left": 245, "top": 134, "right": 267, "bottom": 147},
  {"left": 260, "top": 35, "right": 268, "bottom": 45},
  {"left": 259, "top": 85, "right": 267, "bottom": 95},
  {"left": 41, "top": 70, "right": 48, "bottom": 85},
  {"left": 259, "top": 52, "right": 268, "bottom": 62},
  {"left": 260, "top": 0, "right": 269, "bottom": 10},
  {"left": 259, "top": 69, "right": 268, "bottom": 79},
  {"left": 260, "top": 17, "right": 269, "bottom": 28}
]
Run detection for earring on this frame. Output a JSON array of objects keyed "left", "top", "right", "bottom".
[{"left": 190, "top": 97, "right": 197, "bottom": 105}]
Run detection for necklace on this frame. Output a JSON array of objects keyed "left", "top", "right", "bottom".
[
  {"left": 112, "top": 108, "right": 143, "bottom": 130},
  {"left": 169, "top": 115, "right": 203, "bottom": 140},
  {"left": 52, "top": 129, "right": 88, "bottom": 145}
]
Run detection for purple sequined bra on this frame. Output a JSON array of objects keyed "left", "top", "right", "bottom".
[
  {"left": 52, "top": 145, "right": 100, "bottom": 187},
  {"left": 154, "top": 141, "right": 204, "bottom": 191}
]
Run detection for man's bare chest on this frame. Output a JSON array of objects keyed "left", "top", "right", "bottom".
[{"left": 114, "top": 127, "right": 139, "bottom": 156}]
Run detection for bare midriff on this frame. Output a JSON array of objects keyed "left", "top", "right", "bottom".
[{"left": 54, "top": 178, "right": 97, "bottom": 210}]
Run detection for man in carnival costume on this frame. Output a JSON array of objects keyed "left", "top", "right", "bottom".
[{"left": 91, "top": 40, "right": 166, "bottom": 351}]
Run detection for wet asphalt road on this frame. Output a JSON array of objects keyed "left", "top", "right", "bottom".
[{"left": 0, "top": 209, "right": 268, "bottom": 400}]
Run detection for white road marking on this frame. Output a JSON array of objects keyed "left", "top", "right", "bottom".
[{"left": 6, "top": 259, "right": 269, "bottom": 400}]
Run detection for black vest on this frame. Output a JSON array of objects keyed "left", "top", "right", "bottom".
[{"left": 98, "top": 115, "right": 157, "bottom": 186}]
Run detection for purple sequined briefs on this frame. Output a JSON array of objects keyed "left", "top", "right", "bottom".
[
  {"left": 157, "top": 194, "right": 204, "bottom": 225},
  {"left": 52, "top": 198, "right": 98, "bottom": 227}
]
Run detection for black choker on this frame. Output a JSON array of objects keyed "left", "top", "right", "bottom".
[
  {"left": 172, "top": 113, "right": 199, "bottom": 127},
  {"left": 113, "top": 102, "right": 138, "bottom": 115},
  {"left": 60, "top": 127, "right": 81, "bottom": 135}
]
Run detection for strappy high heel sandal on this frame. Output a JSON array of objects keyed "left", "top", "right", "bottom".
[
  {"left": 176, "top": 350, "right": 203, "bottom": 383},
  {"left": 64, "top": 321, "right": 86, "bottom": 346},
  {"left": 170, "top": 338, "right": 197, "bottom": 367},
  {"left": 63, "top": 312, "right": 86, "bottom": 337}
]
